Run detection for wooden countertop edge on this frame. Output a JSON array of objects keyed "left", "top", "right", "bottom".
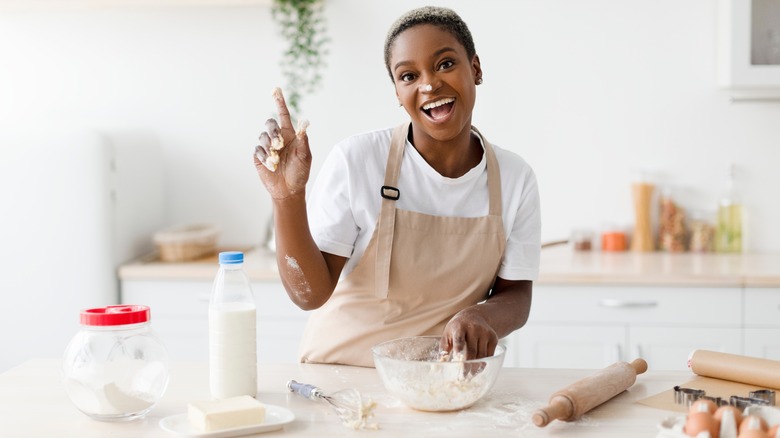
[
  {"left": 536, "top": 274, "right": 743, "bottom": 287},
  {"left": 118, "top": 248, "right": 780, "bottom": 287}
]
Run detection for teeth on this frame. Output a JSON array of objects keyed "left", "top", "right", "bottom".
[{"left": 422, "top": 97, "right": 454, "bottom": 110}]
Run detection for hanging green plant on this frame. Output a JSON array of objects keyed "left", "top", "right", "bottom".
[{"left": 271, "top": 0, "right": 329, "bottom": 115}]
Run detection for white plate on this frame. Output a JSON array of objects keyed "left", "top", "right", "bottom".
[{"left": 159, "top": 404, "right": 295, "bottom": 437}]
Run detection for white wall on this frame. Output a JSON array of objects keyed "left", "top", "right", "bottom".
[{"left": 2, "top": 0, "right": 779, "bottom": 252}]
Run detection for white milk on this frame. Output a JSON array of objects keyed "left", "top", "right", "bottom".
[{"left": 209, "top": 302, "right": 257, "bottom": 399}]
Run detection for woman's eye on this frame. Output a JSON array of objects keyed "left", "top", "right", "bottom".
[
  {"left": 400, "top": 72, "right": 416, "bottom": 82},
  {"left": 437, "top": 60, "right": 455, "bottom": 71}
]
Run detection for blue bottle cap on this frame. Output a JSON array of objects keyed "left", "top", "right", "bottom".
[{"left": 218, "top": 251, "right": 244, "bottom": 264}]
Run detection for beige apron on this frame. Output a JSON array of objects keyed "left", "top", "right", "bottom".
[{"left": 298, "top": 123, "right": 506, "bottom": 367}]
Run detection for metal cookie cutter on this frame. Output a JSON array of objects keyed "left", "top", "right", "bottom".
[
  {"left": 674, "top": 385, "right": 706, "bottom": 407},
  {"left": 748, "top": 389, "right": 776, "bottom": 406},
  {"left": 729, "top": 395, "right": 769, "bottom": 411},
  {"left": 701, "top": 395, "right": 726, "bottom": 407},
  {"left": 730, "top": 395, "right": 771, "bottom": 411}
]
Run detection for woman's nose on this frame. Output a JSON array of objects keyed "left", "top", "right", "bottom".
[{"left": 418, "top": 76, "right": 441, "bottom": 93}]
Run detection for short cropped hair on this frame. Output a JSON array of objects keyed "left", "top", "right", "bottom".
[{"left": 383, "top": 6, "right": 476, "bottom": 81}]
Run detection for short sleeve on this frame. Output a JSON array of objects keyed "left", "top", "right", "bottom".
[
  {"left": 306, "top": 146, "right": 358, "bottom": 258},
  {"left": 497, "top": 168, "right": 541, "bottom": 281}
]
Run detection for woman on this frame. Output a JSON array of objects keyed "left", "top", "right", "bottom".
[{"left": 254, "top": 6, "right": 541, "bottom": 367}]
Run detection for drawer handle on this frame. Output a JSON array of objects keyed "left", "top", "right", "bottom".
[{"left": 599, "top": 299, "right": 658, "bottom": 308}]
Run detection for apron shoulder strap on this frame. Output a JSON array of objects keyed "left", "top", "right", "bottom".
[
  {"left": 471, "top": 126, "right": 503, "bottom": 217},
  {"left": 375, "top": 123, "right": 409, "bottom": 298}
]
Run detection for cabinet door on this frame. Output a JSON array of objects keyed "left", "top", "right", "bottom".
[
  {"left": 253, "top": 281, "right": 308, "bottom": 364},
  {"left": 511, "top": 323, "right": 626, "bottom": 369},
  {"left": 744, "top": 287, "right": 780, "bottom": 326},
  {"left": 744, "top": 329, "right": 780, "bottom": 360},
  {"left": 122, "top": 280, "right": 210, "bottom": 361},
  {"left": 743, "top": 288, "right": 780, "bottom": 360},
  {"left": 531, "top": 286, "right": 741, "bottom": 326},
  {"left": 629, "top": 327, "right": 743, "bottom": 371}
]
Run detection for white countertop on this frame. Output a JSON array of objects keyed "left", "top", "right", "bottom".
[
  {"left": 118, "top": 246, "right": 780, "bottom": 287},
  {"left": 0, "top": 358, "right": 689, "bottom": 437}
]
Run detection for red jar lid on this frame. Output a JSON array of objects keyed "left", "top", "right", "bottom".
[{"left": 80, "top": 305, "right": 150, "bottom": 326}]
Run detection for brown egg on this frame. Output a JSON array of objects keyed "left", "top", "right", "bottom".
[
  {"left": 739, "top": 415, "right": 769, "bottom": 434},
  {"left": 686, "top": 411, "right": 719, "bottom": 438},
  {"left": 691, "top": 399, "right": 719, "bottom": 414},
  {"left": 767, "top": 424, "right": 779, "bottom": 438},
  {"left": 738, "top": 429, "right": 768, "bottom": 438},
  {"left": 714, "top": 405, "right": 744, "bottom": 425}
]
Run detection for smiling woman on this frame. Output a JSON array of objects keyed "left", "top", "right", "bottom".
[{"left": 252, "top": 6, "right": 542, "bottom": 368}]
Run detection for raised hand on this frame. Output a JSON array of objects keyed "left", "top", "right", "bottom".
[{"left": 254, "top": 87, "right": 312, "bottom": 200}]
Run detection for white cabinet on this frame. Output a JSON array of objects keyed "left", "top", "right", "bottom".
[
  {"left": 121, "top": 278, "right": 307, "bottom": 363},
  {"left": 743, "top": 287, "right": 780, "bottom": 360},
  {"left": 511, "top": 324, "right": 625, "bottom": 369},
  {"left": 509, "top": 285, "right": 743, "bottom": 370},
  {"left": 718, "top": 0, "right": 780, "bottom": 99},
  {"left": 628, "top": 327, "right": 742, "bottom": 371}
]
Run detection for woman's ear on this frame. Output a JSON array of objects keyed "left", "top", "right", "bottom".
[{"left": 472, "top": 54, "right": 483, "bottom": 85}]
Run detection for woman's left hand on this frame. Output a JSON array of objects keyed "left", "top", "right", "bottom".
[{"left": 440, "top": 307, "right": 499, "bottom": 360}]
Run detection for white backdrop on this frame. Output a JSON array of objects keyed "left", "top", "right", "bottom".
[{"left": 2, "top": 0, "right": 779, "bottom": 251}]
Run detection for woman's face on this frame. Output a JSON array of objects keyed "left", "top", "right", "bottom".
[{"left": 389, "top": 24, "right": 481, "bottom": 143}]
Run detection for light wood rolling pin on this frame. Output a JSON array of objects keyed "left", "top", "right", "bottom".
[
  {"left": 532, "top": 358, "right": 648, "bottom": 427},
  {"left": 688, "top": 349, "right": 780, "bottom": 388}
]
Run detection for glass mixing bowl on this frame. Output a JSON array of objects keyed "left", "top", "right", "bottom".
[{"left": 372, "top": 336, "right": 505, "bottom": 411}]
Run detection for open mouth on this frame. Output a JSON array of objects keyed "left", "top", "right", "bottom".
[{"left": 421, "top": 97, "right": 455, "bottom": 121}]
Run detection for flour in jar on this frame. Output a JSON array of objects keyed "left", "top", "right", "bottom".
[{"left": 64, "top": 359, "right": 163, "bottom": 415}]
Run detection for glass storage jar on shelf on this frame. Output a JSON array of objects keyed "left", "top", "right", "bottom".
[
  {"left": 62, "top": 305, "right": 169, "bottom": 422},
  {"left": 657, "top": 187, "right": 687, "bottom": 252},
  {"left": 688, "top": 210, "right": 716, "bottom": 253},
  {"left": 715, "top": 164, "right": 743, "bottom": 253}
]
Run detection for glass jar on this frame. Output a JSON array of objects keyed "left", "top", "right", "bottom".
[
  {"left": 62, "top": 305, "right": 169, "bottom": 422},
  {"left": 689, "top": 210, "right": 716, "bottom": 253},
  {"left": 570, "top": 229, "right": 594, "bottom": 251},
  {"left": 658, "top": 188, "right": 687, "bottom": 252}
]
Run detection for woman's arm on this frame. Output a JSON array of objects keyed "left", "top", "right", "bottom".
[
  {"left": 270, "top": 193, "right": 346, "bottom": 310},
  {"left": 440, "top": 278, "right": 533, "bottom": 359},
  {"left": 254, "top": 88, "right": 346, "bottom": 310}
]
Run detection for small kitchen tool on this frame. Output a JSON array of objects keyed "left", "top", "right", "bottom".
[
  {"left": 673, "top": 386, "right": 706, "bottom": 406},
  {"left": 730, "top": 395, "right": 771, "bottom": 410},
  {"left": 287, "top": 380, "right": 368, "bottom": 427},
  {"left": 672, "top": 386, "right": 775, "bottom": 410},
  {"left": 532, "top": 358, "right": 648, "bottom": 427},
  {"left": 750, "top": 389, "right": 776, "bottom": 405}
]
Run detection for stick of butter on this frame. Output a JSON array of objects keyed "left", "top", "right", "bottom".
[{"left": 188, "top": 395, "right": 266, "bottom": 432}]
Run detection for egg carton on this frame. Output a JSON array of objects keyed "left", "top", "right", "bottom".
[{"left": 656, "top": 405, "right": 780, "bottom": 438}]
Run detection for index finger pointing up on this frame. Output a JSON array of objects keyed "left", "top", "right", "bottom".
[{"left": 271, "top": 87, "right": 294, "bottom": 134}]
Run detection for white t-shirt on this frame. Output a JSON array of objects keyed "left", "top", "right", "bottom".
[{"left": 307, "top": 126, "right": 541, "bottom": 281}]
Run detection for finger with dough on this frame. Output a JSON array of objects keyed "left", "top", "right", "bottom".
[
  {"left": 263, "top": 118, "right": 284, "bottom": 152},
  {"left": 255, "top": 131, "right": 279, "bottom": 172},
  {"left": 271, "top": 87, "right": 295, "bottom": 136},
  {"left": 296, "top": 119, "right": 310, "bottom": 138},
  {"left": 254, "top": 145, "right": 279, "bottom": 172}
]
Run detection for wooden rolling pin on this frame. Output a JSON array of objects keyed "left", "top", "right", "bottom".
[{"left": 532, "top": 358, "right": 648, "bottom": 427}]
